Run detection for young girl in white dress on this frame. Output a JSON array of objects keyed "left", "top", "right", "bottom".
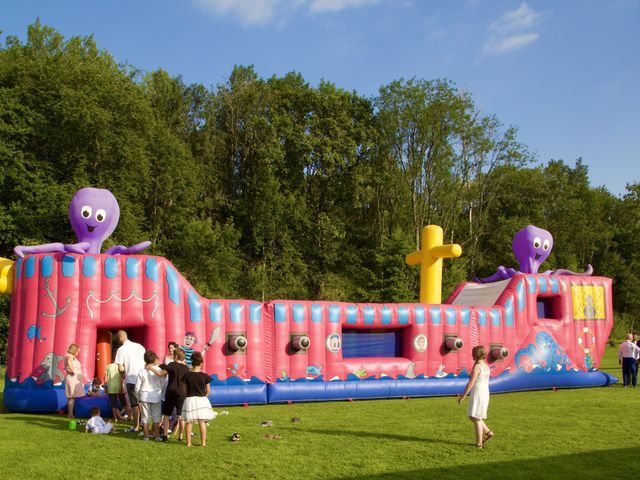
[{"left": 457, "top": 345, "right": 494, "bottom": 448}]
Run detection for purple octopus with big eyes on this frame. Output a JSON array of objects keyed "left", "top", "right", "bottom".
[
  {"left": 477, "top": 225, "right": 592, "bottom": 283},
  {"left": 14, "top": 187, "right": 151, "bottom": 258}
]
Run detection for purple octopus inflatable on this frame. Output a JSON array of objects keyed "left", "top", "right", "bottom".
[
  {"left": 477, "top": 225, "right": 592, "bottom": 283},
  {"left": 14, "top": 187, "right": 151, "bottom": 258}
]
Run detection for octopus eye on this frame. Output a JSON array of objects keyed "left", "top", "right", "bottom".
[
  {"left": 95, "top": 209, "right": 107, "bottom": 223},
  {"left": 533, "top": 237, "right": 541, "bottom": 249},
  {"left": 542, "top": 239, "right": 550, "bottom": 251},
  {"left": 81, "top": 206, "right": 92, "bottom": 219}
]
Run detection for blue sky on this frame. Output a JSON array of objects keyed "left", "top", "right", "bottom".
[{"left": 3, "top": 0, "right": 639, "bottom": 196}]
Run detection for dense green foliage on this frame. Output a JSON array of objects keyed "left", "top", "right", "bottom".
[{"left": 1, "top": 23, "right": 638, "bottom": 362}]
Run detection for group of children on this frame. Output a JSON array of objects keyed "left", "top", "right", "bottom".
[
  {"left": 85, "top": 341, "right": 495, "bottom": 449},
  {"left": 86, "top": 342, "right": 214, "bottom": 447}
]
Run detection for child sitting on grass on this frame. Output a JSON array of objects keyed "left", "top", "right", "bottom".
[
  {"left": 135, "top": 350, "right": 166, "bottom": 442},
  {"left": 85, "top": 407, "right": 115, "bottom": 434}
]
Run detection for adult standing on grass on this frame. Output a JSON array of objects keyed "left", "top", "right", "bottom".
[
  {"left": 63, "top": 343, "right": 84, "bottom": 419},
  {"left": 457, "top": 345, "right": 494, "bottom": 449},
  {"left": 618, "top": 333, "right": 640, "bottom": 388},
  {"left": 115, "top": 330, "right": 146, "bottom": 432}
]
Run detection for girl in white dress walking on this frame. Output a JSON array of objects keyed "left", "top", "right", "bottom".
[{"left": 457, "top": 345, "right": 494, "bottom": 448}]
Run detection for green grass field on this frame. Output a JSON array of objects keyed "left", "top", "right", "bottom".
[{"left": 1, "top": 347, "right": 639, "bottom": 480}]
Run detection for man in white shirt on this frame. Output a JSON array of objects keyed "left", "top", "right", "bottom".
[
  {"left": 114, "top": 330, "right": 146, "bottom": 431},
  {"left": 618, "top": 333, "right": 640, "bottom": 388}
]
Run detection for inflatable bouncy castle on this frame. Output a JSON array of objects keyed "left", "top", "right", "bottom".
[{"left": 1, "top": 190, "right": 616, "bottom": 415}]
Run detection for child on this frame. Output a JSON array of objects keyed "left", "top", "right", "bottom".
[
  {"left": 457, "top": 345, "right": 494, "bottom": 448},
  {"left": 134, "top": 351, "right": 166, "bottom": 442},
  {"left": 87, "top": 377, "right": 106, "bottom": 397},
  {"left": 105, "top": 356, "right": 126, "bottom": 421},
  {"left": 85, "top": 407, "right": 114, "bottom": 434},
  {"left": 181, "top": 351, "right": 214, "bottom": 447}
]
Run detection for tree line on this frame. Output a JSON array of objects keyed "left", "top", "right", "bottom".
[{"left": 1, "top": 22, "right": 638, "bottom": 362}]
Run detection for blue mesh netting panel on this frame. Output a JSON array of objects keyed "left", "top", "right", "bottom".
[{"left": 342, "top": 329, "right": 403, "bottom": 358}]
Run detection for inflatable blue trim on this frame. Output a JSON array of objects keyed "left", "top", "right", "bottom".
[
  {"left": 267, "top": 370, "right": 616, "bottom": 403},
  {"left": 3, "top": 370, "right": 615, "bottom": 415}
]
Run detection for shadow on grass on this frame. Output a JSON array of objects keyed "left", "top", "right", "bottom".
[
  {"left": 333, "top": 447, "right": 640, "bottom": 480},
  {"left": 280, "top": 426, "right": 465, "bottom": 446},
  {"left": 0, "top": 414, "right": 148, "bottom": 441}
]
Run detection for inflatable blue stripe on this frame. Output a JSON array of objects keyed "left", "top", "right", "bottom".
[
  {"left": 165, "top": 266, "right": 180, "bottom": 305},
  {"left": 381, "top": 306, "right": 392, "bottom": 325},
  {"left": 445, "top": 308, "right": 456, "bottom": 326},
  {"left": 104, "top": 257, "right": 117, "bottom": 280},
  {"left": 61, "top": 255, "right": 75, "bottom": 277},
  {"left": 415, "top": 307, "right": 425, "bottom": 325},
  {"left": 460, "top": 308, "right": 470, "bottom": 326},
  {"left": 329, "top": 305, "right": 340, "bottom": 323},
  {"left": 229, "top": 303, "right": 243, "bottom": 323},
  {"left": 275, "top": 304, "right": 286, "bottom": 323},
  {"left": 25, "top": 256, "right": 35, "bottom": 278},
  {"left": 363, "top": 306, "right": 375, "bottom": 325},
  {"left": 250, "top": 304, "right": 262, "bottom": 324},
  {"left": 527, "top": 276, "right": 536, "bottom": 294},
  {"left": 3, "top": 369, "right": 615, "bottom": 413},
  {"left": 504, "top": 298, "right": 514, "bottom": 327},
  {"left": 477, "top": 310, "right": 487, "bottom": 327},
  {"left": 346, "top": 306, "right": 357, "bottom": 324},
  {"left": 41, "top": 256, "right": 53, "bottom": 277},
  {"left": 16, "top": 258, "right": 22, "bottom": 278},
  {"left": 430, "top": 307, "right": 441, "bottom": 325},
  {"left": 265, "top": 371, "right": 617, "bottom": 404},
  {"left": 125, "top": 258, "right": 139, "bottom": 279},
  {"left": 188, "top": 289, "right": 201, "bottom": 322},
  {"left": 209, "top": 302, "right": 222, "bottom": 323},
  {"left": 539, "top": 278, "right": 547, "bottom": 293},
  {"left": 311, "top": 305, "right": 323, "bottom": 323},
  {"left": 145, "top": 258, "right": 158, "bottom": 282},
  {"left": 517, "top": 280, "right": 525, "bottom": 312},
  {"left": 550, "top": 277, "right": 559, "bottom": 294},
  {"left": 490, "top": 309, "right": 501, "bottom": 326},
  {"left": 82, "top": 257, "right": 96, "bottom": 278},
  {"left": 398, "top": 307, "right": 409, "bottom": 325},
  {"left": 293, "top": 304, "right": 305, "bottom": 324}
]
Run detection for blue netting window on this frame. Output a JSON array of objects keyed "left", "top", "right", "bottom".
[{"left": 342, "top": 329, "right": 404, "bottom": 358}]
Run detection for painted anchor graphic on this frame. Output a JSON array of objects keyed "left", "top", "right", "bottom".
[{"left": 41, "top": 278, "right": 71, "bottom": 318}]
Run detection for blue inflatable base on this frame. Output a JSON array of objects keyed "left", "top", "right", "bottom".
[
  {"left": 267, "top": 370, "right": 617, "bottom": 403},
  {"left": 4, "top": 371, "right": 617, "bottom": 415},
  {"left": 71, "top": 384, "right": 268, "bottom": 417},
  {"left": 3, "top": 385, "right": 68, "bottom": 413}
]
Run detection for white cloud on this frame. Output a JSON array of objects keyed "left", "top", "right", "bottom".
[
  {"left": 490, "top": 2, "right": 541, "bottom": 34},
  {"left": 482, "top": 32, "right": 539, "bottom": 56},
  {"left": 309, "top": 0, "right": 379, "bottom": 13},
  {"left": 481, "top": 2, "right": 543, "bottom": 56},
  {"left": 192, "top": 0, "right": 281, "bottom": 26},
  {"left": 192, "top": 0, "right": 379, "bottom": 26}
]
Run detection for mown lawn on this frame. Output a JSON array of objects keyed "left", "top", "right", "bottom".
[{"left": 1, "top": 346, "right": 639, "bottom": 480}]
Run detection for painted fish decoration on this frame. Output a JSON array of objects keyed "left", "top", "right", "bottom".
[
  {"left": 306, "top": 365, "right": 323, "bottom": 376},
  {"left": 27, "top": 324, "right": 45, "bottom": 342},
  {"left": 353, "top": 369, "right": 367, "bottom": 378}
]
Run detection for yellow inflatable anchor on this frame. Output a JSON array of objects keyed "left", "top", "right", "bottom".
[
  {"left": 0, "top": 257, "right": 15, "bottom": 295},
  {"left": 405, "top": 225, "right": 461, "bottom": 304}
]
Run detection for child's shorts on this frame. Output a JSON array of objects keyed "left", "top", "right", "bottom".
[
  {"left": 140, "top": 401, "right": 162, "bottom": 424},
  {"left": 108, "top": 393, "right": 126, "bottom": 409}
]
